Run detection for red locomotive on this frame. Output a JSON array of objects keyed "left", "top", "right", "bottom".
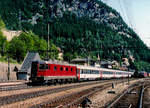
[{"left": 30, "top": 60, "right": 133, "bottom": 83}]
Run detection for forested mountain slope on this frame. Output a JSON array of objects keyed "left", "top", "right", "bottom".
[{"left": 0, "top": 0, "right": 150, "bottom": 64}]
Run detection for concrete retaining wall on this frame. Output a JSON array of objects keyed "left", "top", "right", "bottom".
[{"left": 0, "top": 62, "right": 20, "bottom": 81}]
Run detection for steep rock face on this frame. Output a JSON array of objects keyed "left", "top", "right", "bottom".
[
  {"left": 36, "top": 0, "right": 127, "bottom": 35},
  {"left": 49, "top": 0, "right": 118, "bottom": 21},
  {"left": 0, "top": 0, "right": 129, "bottom": 37}
]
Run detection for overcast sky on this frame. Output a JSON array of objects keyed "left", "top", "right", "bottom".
[{"left": 101, "top": 0, "right": 150, "bottom": 47}]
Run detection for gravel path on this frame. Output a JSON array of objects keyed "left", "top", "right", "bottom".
[
  {"left": 0, "top": 81, "right": 25, "bottom": 86},
  {"left": 89, "top": 79, "right": 144, "bottom": 108}
]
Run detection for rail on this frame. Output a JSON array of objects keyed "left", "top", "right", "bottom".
[
  {"left": 138, "top": 85, "right": 144, "bottom": 108},
  {"left": 105, "top": 82, "right": 145, "bottom": 108}
]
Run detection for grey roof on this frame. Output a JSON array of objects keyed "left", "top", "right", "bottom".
[
  {"left": 19, "top": 52, "right": 41, "bottom": 73},
  {"left": 71, "top": 58, "right": 87, "bottom": 62}
]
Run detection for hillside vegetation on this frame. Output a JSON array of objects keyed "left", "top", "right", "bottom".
[
  {"left": 0, "top": 17, "right": 58, "bottom": 62},
  {"left": 0, "top": 0, "right": 150, "bottom": 71}
]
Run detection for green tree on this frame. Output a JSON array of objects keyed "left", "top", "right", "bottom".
[
  {"left": 7, "top": 31, "right": 58, "bottom": 62},
  {"left": 8, "top": 36, "right": 26, "bottom": 62},
  {"left": 0, "top": 16, "right": 7, "bottom": 56},
  {"left": 0, "top": 16, "right": 5, "bottom": 29},
  {"left": 0, "top": 35, "right": 7, "bottom": 56}
]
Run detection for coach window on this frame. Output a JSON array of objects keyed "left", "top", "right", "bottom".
[
  {"left": 82, "top": 69, "right": 84, "bottom": 74},
  {"left": 87, "top": 70, "right": 89, "bottom": 74},
  {"left": 96, "top": 70, "right": 99, "bottom": 74},
  {"left": 90, "top": 70, "right": 92, "bottom": 74},
  {"left": 84, "top": 69, "right": 86, "bottom": 74},
  {"left": 92, "top": 70, "right": 95, "bottom": 74},
  {"left": 86, "top": 70, "right": 88, "bottom": 74},
  {"left": 60, "top": 67, "right": 63, "bottom": 71},
  {"left": 80, "top": 69, "right": 83, "bottom": 74},
  {"left": 96, "top": 70, "right": 98, "bottom": 74},
  {"left": 95, "top": 70, "right": 97, "bottom": 74},
  {"left": 54, "top": 66, "right": 57, "bottom": 71},
  {"left": 82, "top": 69, "right": 86, "bottom": 74},
  {"left": 84, "top": 70, "right": 86, "bottom": 74}
]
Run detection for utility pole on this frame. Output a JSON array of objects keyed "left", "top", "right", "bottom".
[
  {"left": 7, "top": 55, "right": 10, "bottom": 80},
  {"left": 47, "top": 24, "right": 49, "bottom": 60},
  {"left": 128, "top": 72, "right": 130, "bottom": 85},
  {"left": 2, "top": 40, "right": 5, "bottom": 56},
  {"left": 19, "top": 9, "right": 22, "bottom": 30}
]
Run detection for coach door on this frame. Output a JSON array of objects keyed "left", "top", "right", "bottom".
[{"left": 77, "top": 69, "right": 80, "bottom": 80}]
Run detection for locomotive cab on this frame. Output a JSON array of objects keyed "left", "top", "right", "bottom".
[
  {"left": 30, "top": 61, "right": 45, "bottom": 83},
  {"left": 31, "top": 61, "right": 38, "bottom": 78}
]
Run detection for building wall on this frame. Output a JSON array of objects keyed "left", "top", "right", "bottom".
[{"left": 0, "top": 62, "right": 20, "bottom": 81}]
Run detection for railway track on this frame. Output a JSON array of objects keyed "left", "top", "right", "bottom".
[
  {"left": 31, "top": 83, "right": 112, "bottom": 108},
  {"left": 0, "top": 79, "right": 118, "bottom": 92},
  {"left": 0, "top": 78, "right": 136, "bottom": 92},
  {"left": 0, "top": 80, "right": 106, "bottom": 92},
  {"left": 30, "top": 79, "right": 137, "bottom": 108},
  {"left": 0, "top": 80, "right": 114, "bottom": 106},
  {"left": 104, "top": 80, "right": 150, "bottom": 108},
  {"left": 0, "top": 79, "right": 141, "bottom": 107}
]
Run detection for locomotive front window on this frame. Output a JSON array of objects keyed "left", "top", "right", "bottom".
[
  {"left": 71, "top": 68, "right": 73, "bottom": 72},
  {"left": 39, "top": 64, "right": 48, "bottom": 70}
]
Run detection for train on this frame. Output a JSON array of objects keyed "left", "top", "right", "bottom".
[
  {"left": 29, "top": 60, "right": 133, "bottom": 83},
  {"left": 132, "top": 71, "right": 148, "bottom": 78}
]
